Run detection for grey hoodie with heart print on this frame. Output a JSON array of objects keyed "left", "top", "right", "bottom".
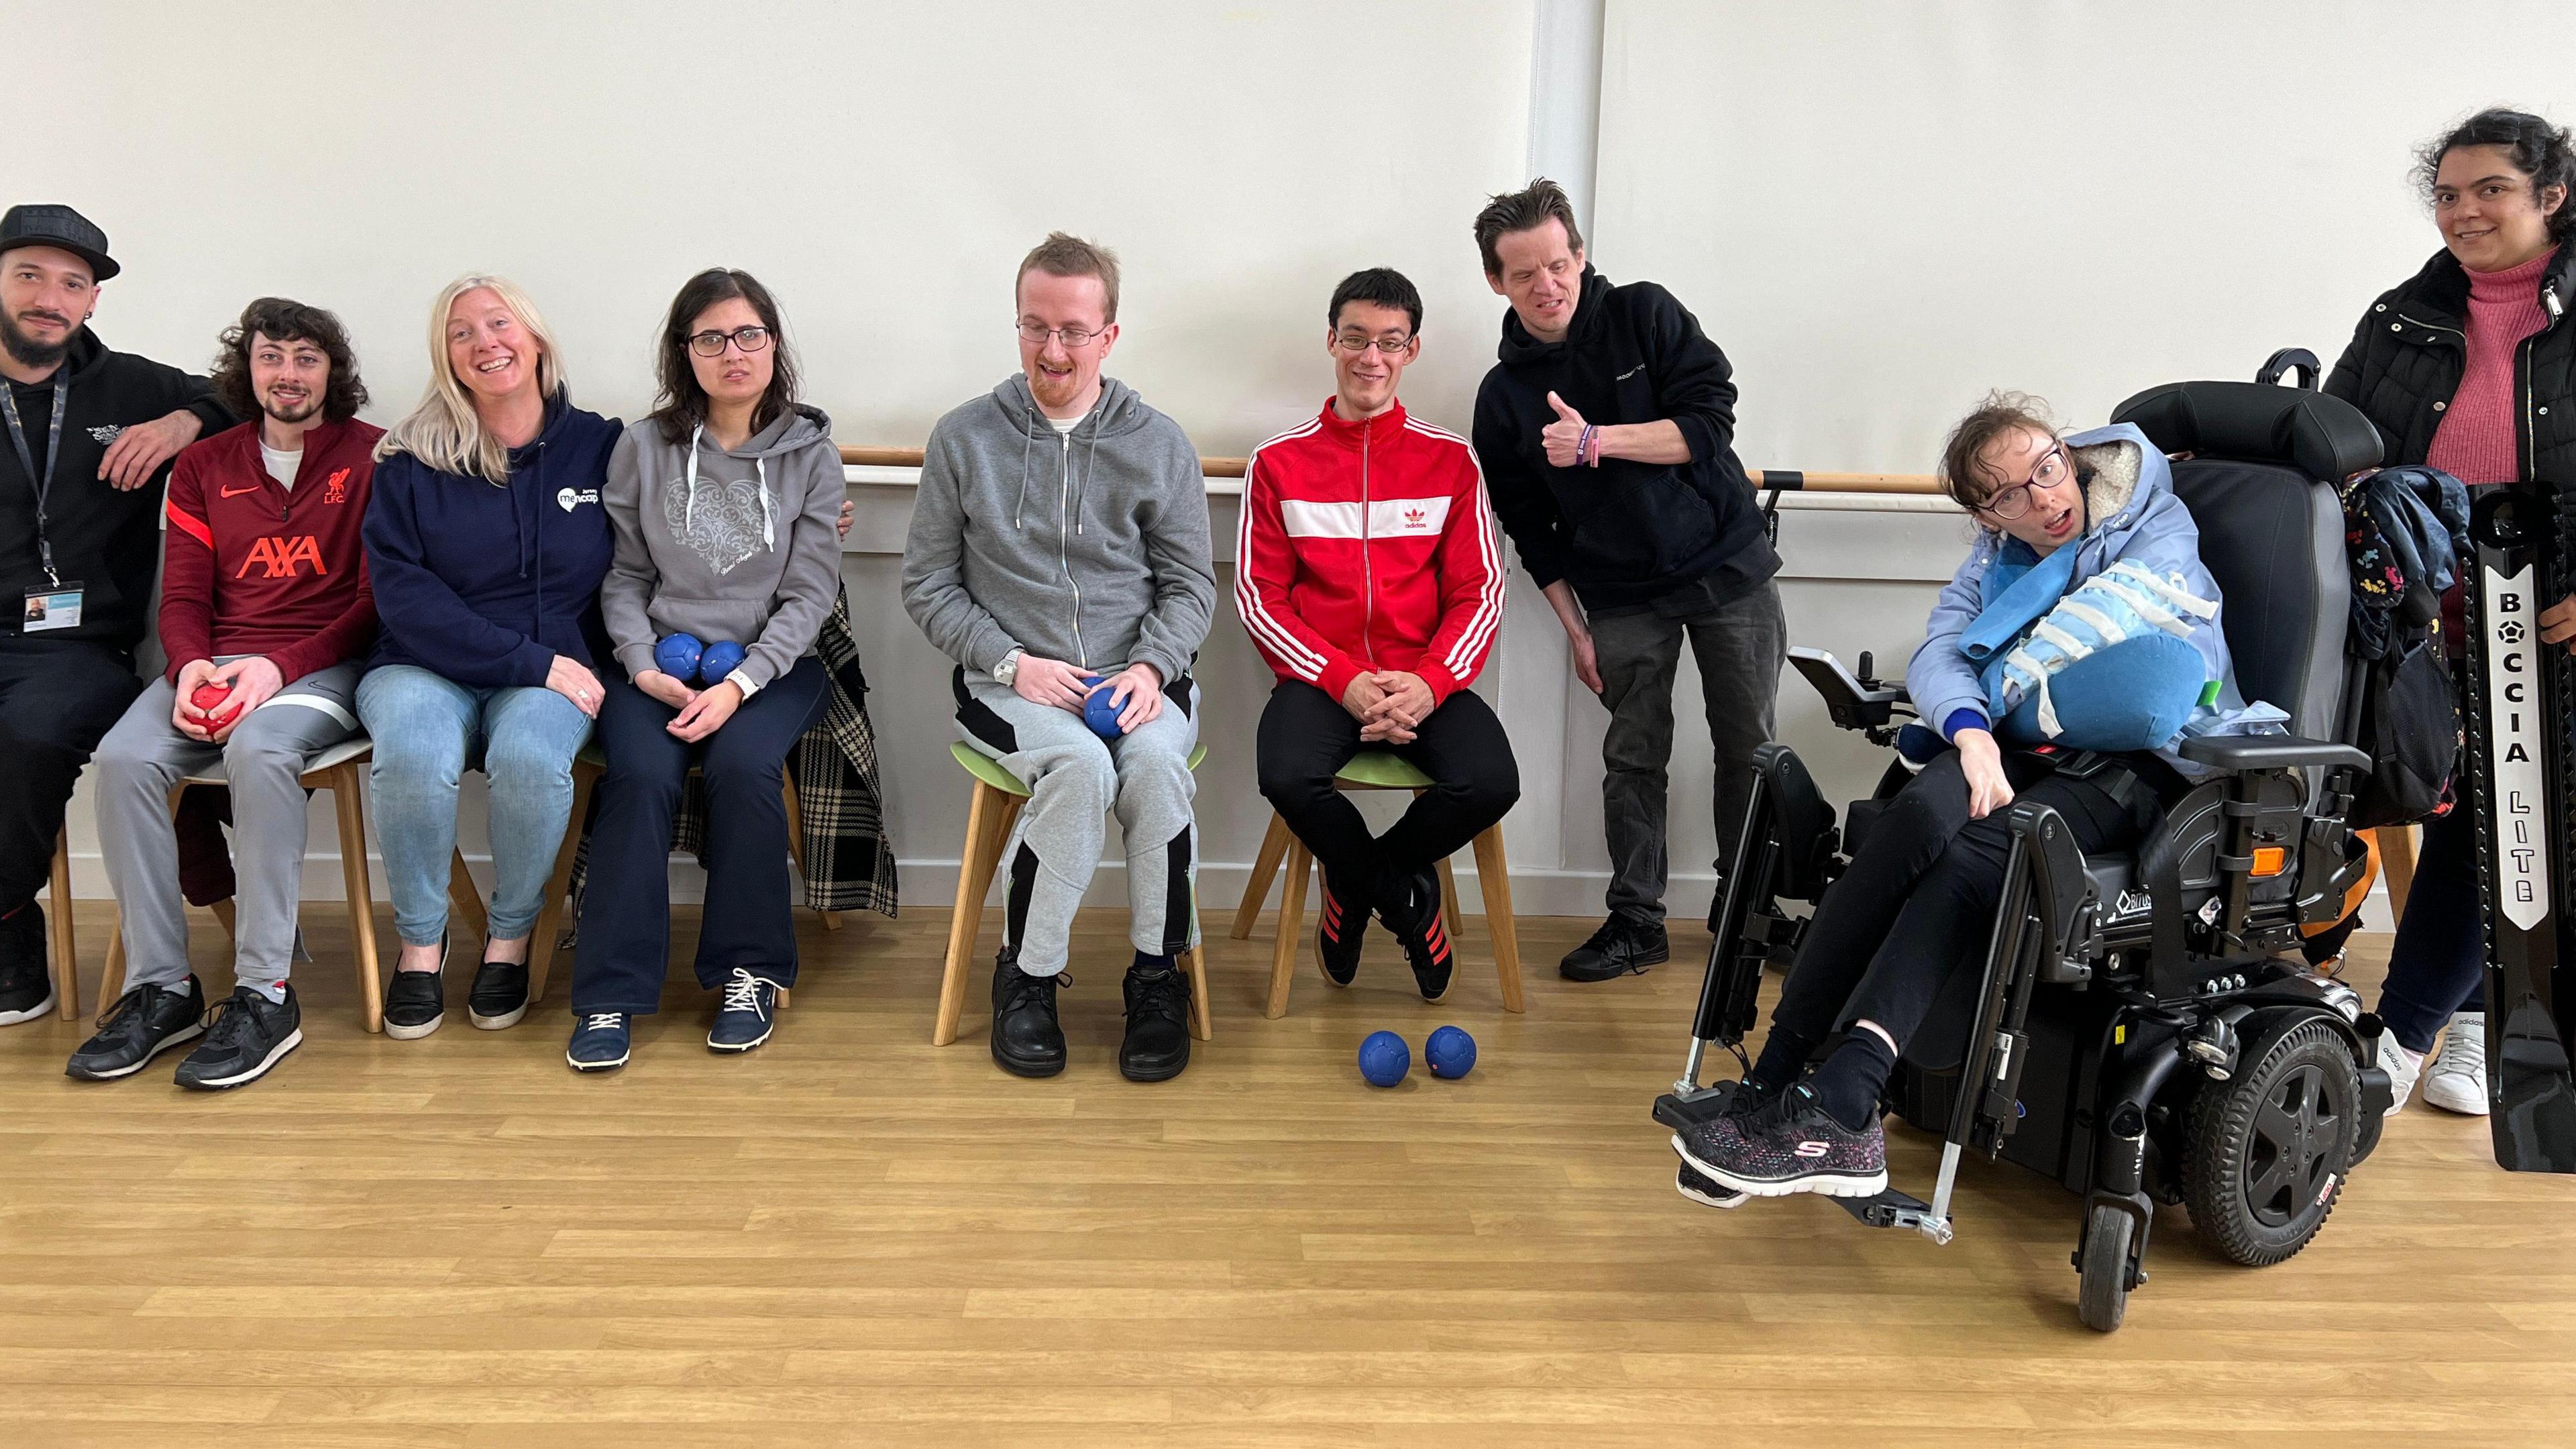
[{"left": 599, "top": 405, "right": 845, "bottom": 692}]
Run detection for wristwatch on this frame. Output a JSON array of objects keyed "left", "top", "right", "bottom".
[{"left": 994, "top": 649, "right": 1023, "bottom": 686}]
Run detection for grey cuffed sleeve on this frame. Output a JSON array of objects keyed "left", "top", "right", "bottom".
[
  {"left": 739, "top": 440, "right": 847, "bottom": 690},
  {"left": 902, "top": 429, "right": 1020, "bottom": 674},
  {"left": 598, "top": 430, "right": 663, "bottom": 683},
  {"left": 1127, "top": 423, "right": 1216, "bottom": 684}
]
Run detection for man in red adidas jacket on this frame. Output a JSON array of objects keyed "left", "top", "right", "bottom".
[
  {"left": 68, "top": 299, "right": 379, "bottom": 1090},
  {"left": 1238, "top": 268, "right": 1518, "bottom": 1001}
]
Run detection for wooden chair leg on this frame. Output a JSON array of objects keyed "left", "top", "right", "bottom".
[
  {"left": 210, "top": 898, "right": 237, "bottom": 941},
  {"left": 1265, "top": 835, "right": 1313, "bottom": 1020},
  {"left": 2375, "top": 824, "right": 2418, "bottom": 926},
  {"left": 48, "top": 827, "right": 79, "bottom": 1020},
  {"left": 1231, "top": 814, "right": 1293, "bottom": 940},
  {"left": 329, "top": 769, "right": 386, "bottom": 1034},
  {"left": 446, "top": 849, "right": 490, "bottom": 942},
  {"left": 1179, "top": 886, "right": 1212, "bottom": 1041},
  {"left": 525, "top": 762, "right": 598, "bottom": 1009},
  {"left": 1435, "top": 857, "right": 1464, "bottom": 943},
  {"left": 1470, "top": 826, "right": 1525, "bottom": 1014},
  {"left": 935, "top": 782, "right": 1015, "bottom": 1046},
  {"left": 97, "top": 922, "right": 127, "bottom": 1022}
]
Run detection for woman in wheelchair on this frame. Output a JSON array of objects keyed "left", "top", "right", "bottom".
[{"left": 1676, "top": 393, "right": 2269, "bottom": 1201}]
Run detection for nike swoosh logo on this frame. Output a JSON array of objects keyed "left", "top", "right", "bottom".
[{"left": 219, "top": 484, "right": 264, "bottom": 498}]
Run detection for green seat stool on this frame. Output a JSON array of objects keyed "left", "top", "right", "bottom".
[
  {"left": 1230, "top": 750, "right": 1524, "bottom": 1018},
  {"left": 935, "top": 739, "right": 1212, "bottom": 1046}
]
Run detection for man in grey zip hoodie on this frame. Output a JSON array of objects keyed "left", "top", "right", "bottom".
[{"left": 902, "top": 233, "right": 1215, "bottom": 1082}]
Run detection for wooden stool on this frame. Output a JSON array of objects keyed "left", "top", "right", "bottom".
[
  {"left": 1230, "top": 751, "right": 1525, "bottom": 1018},
  {"left": 95, "top": 738, "right": 388, "bottom": 1031},
  {"left": 933, "top": 739, "right": 1212, "bottom": 1046},
  {"left": 46, "top": 826, "right": 79, "bottom": 1021},
  {"left": 2373, "top": 824, "right": 2418, "bottom": 923},
  {"left": 515, "top": 746, "right": 824, "bottom": 1009}
]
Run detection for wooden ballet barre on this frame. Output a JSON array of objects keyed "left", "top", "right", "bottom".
[{"left": 843, "top": 446, "right": 1939, "bottom": 494}]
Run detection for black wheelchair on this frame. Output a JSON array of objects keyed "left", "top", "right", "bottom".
[{"left": 1655, "top": 368, "right": 2401, "bottom": 1332}]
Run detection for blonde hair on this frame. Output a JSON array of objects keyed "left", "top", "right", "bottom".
[{"left": 374, "top": 274, "right": 568, "bottom": 482}]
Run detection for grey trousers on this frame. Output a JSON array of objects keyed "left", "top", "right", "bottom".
[
  {"left": 954, "top": 670, "right": 1201, "bottom": 976},
  {"left": 93, "top": 660, "right": 362, "bottom": 993},
  {"left": 1588, "top": 578, "right": 1786, "bottom": 926}
]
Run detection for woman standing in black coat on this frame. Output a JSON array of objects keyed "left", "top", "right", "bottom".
[{"left": 2324, "top": 107, "right": 2576, "bottom": 1121}]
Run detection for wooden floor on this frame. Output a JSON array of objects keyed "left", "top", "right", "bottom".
[{"left": 3, "top": 902, "right": 2570, "bottom": 1447}]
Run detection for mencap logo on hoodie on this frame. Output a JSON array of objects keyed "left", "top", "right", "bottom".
[{"left": 556, "top": 486, "right": 600, "bottom": 513}]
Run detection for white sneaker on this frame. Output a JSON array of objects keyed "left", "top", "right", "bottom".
[
  {"left": 2421, "top": 1012, "right": 2490, "bottom": 1116},
  {"left": 2376, "top": 1032, "right": 2424, "bottom": 1117}
]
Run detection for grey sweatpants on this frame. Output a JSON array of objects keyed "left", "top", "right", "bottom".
[
  {"left": 954, "top": 669, "right": 1200, "bottom": 975},
  {"left": 93, "top": 660, "right": 362, "bottom": 994}
]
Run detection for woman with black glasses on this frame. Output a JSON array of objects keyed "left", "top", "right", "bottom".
[{"left": 564, "top": 268, "right": 845, "bottom": 1071}]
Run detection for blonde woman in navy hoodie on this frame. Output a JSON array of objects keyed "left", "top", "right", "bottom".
[
  {"left": 359, "top": 276, "right": 620, "bottom": 1041},
  {"left": 564, "top": 269, "right": 843, "bottom": 1071}
]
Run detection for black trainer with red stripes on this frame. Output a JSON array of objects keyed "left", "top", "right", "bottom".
[
  {"left": 1387, "top": 865, "right": 1454, "bottom": 1002},
  {"left": 1315, "top": 866, "right": 1366, "bottom": 987}
]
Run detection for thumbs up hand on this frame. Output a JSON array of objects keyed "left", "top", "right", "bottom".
[{"left": 1542, "top": 391, "right": 1589, "bottom": 468}]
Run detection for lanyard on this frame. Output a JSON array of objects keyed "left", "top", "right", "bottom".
[{"left": 0, "top": 372, "right": 69, "bottom": 586}]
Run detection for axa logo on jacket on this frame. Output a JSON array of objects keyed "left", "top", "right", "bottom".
[{"left": 233, "top": 535, "right": 328, "bottom": 580}]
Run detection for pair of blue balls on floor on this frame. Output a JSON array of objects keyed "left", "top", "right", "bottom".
[
  {"left": 653, "top": 633, "right": 748, "bottom": 688},
  {"left": 1360, "top": 1026, "right": 1476, "bottom": 1086}
]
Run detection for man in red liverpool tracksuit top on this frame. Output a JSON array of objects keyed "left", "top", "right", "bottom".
[
  {"left": 1238, "top": 268, "right": 1518, "bottom": 1000},
  {"left": 69, "top": 299, "right": 380, "bottom": 1091}
]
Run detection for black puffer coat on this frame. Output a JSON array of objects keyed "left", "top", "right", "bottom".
[{"left": 2324, "top": 244, "right": 2576, "bottom": 504}]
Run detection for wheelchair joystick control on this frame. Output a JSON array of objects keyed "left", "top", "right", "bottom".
[
  {"left": 1856, "top": 651, "right": 1876, "bottom": 686},
  {"left": 2182, "top": 1016, "right": 2239, "bottom": 1081}
]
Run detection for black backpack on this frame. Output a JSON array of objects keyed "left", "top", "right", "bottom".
[{"left": 2345, "top": 630, "right": 2460, "bottom": 829}]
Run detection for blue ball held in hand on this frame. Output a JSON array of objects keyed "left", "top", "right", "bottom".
[
  {"left": 1426, "top": 1024, "right": 1477, "bottom": 1079},
  {"left": 698, "top": 640, "right": 747, "bottom": 684},
  {"left": 653, "top": 633, "right": 704, "bottom": 681},
  {"left": 1358, "top": 1030, "right": 1411, "bottom": 1087},
  {"left": 1081, "top": 674, "right": 1126, "bottom": 740}
]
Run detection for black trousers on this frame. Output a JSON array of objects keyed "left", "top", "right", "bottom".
[
  {"left": 570, "top": 656, "right": 829, "bottom": 1014},
  {"left": 1770, "top": 750, "right": 2157, "bottom": 1054},
  {"left": 0, "top": 634, "right": 143, "bottom": 912},
  {"left": 1254, "top": 679, "right": 1519, "bottom": 912}
]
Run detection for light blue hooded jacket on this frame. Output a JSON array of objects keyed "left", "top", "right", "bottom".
[{"left": 1906, "top": 423, "right": 2270, "bottom": 758}]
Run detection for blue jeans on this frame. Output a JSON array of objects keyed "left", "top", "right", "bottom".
[
  {"left": 356, "top": 665, "right": 594, "bottom": 948},
  {"left": 2375, "top": 800, "right": 2485, "bottom": 1055}
]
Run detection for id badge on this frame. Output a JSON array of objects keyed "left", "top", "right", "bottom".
[{"left": 21, "top": 582, "right": 83, "bottom": 632}]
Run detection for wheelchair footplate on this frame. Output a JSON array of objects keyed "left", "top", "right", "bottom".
[{"left": 1655, "top": 1086, "right": 1957, "bottom": 1245}]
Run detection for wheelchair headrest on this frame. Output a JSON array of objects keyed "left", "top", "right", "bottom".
[{"left": 2110, "top": 380, "right": 2382, "bottom": 482}]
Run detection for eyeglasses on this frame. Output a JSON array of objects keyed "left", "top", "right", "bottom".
[
  {"left": 688, "top": 326, "right": 771, "bottom": 358},
  {"left": 1980, "top": 443, "right": 2069, "bottom": 520},
  {"left": 1016, "top": 320, "right": 1110, "bottom": 349},
  {"left": 1334, "top": 333, "right": 1415, "bottom": 356}
]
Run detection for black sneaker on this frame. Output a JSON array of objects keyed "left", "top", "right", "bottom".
[
  {"left": 468, "top": 953, "right": 530, "bottom": 1030},
  {"left": 1559, "top": 913, "right": 1668, "bottom": 982},
  {"left": 708, "top": 968, "right": 779, "bottom": 1053},
  {"left": 174, "top": 986, "right": 303, "bottom": 1091},
  {"left": 1674, "top": 1083, "right": 1888, "bottom": 1199},
  {"left": 384, "top": 968, "right": 445, "bottom": 1040},
  {"left": 0, "top": 903, "right": 54, "bottom": 1026},
  {"left": 1385, "top": 867, "right": 1454, "bottom": 1002},
  {"left": 65, "top": 977, "right": 206, "bottom": 1080},
  {"left": 1314, "top": 867, "right": 1365, "bottom": 987},
  {"left": 990, "top": 950, "right": 1067, "bottom": 1077},
  {"left": 1119, "top": 961, "right": 1191, "bottom": 1083}
]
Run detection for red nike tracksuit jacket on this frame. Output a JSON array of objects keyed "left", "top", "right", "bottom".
[
  {"left": 1235, "top": 398, "right": 1503, "bottom": 704},
  {"left": 159, "top": 417, "right": 382, "bottom": 684}
]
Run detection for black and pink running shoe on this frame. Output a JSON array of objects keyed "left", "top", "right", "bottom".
[{"left": 1672, "top": 1084, "right": 1888, "bottom": 1199}]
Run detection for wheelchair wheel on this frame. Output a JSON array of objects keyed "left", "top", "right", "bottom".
[
  {"left": 2182, "top": 1012, "right": 2361, "bottom": 1267},
  {"left": 2076, "top": 1202, "right": 2134, "bottom": 1333}
]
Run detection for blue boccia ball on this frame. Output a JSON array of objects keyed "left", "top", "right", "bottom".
[
  {"left": 1358, "top": 1030, "right": 1411, "bottom": 1087},
  {"left": 654, "top": 633, "right": 704, "bottom": 681},
  {"left": 1081, "top": 675, "right": 1126, "bottom": 739},
  {"left": 1426, "top": 1024, "right": 1477, "bottom": 1079},
  {"left": 699, "top": 640, "right": 747, "bottom": 684}
]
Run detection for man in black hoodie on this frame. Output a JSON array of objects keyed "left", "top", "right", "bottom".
[
  {"left": 0, "top": 205, "right": 231, "bottom": 1025},
  {"left": 1468, "top": 180, "right": 1786, "bottom": 983}
]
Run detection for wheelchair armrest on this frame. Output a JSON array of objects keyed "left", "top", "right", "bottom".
[{"left": 2176, "top": 733, "right": 2370, "bottom": 775}]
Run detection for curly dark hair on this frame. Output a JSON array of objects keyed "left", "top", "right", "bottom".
[
  {"left": 2416, "top": 107, "right": 2576, "bottom": 247},
  {"left": 650, "top": 268, "right": 802, "bottom": 445},
  {"left": 209, "top": 297, "right": 367, "bottom": 423}
]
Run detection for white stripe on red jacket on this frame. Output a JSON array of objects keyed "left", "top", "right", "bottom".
[{"left": 1236, "top": 398, "right": 1503, "bottom": 704}]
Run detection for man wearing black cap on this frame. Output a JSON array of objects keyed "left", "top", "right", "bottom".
[{"left": 0, "top": 204, "right": 231, "bottom": 1026}]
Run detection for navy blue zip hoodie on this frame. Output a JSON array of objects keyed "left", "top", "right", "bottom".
[{"left": 362, "top": 394, "right": 620, "bottom": 688}]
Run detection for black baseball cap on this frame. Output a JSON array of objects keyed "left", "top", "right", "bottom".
[{"left": 0, "top": 204, "right": 119, "bottom": 282}]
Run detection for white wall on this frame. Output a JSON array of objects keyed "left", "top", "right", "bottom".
[{"left": 30, "top": 3, "right": 2551, "bottom": 924}]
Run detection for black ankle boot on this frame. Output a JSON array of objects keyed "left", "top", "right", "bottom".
[
  {"left": 990, "top": 950, "right": 1067, "bottom": 1078},
  {"left": 1119, "top": 960, "right": 1191, "bottom": 1083}
]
